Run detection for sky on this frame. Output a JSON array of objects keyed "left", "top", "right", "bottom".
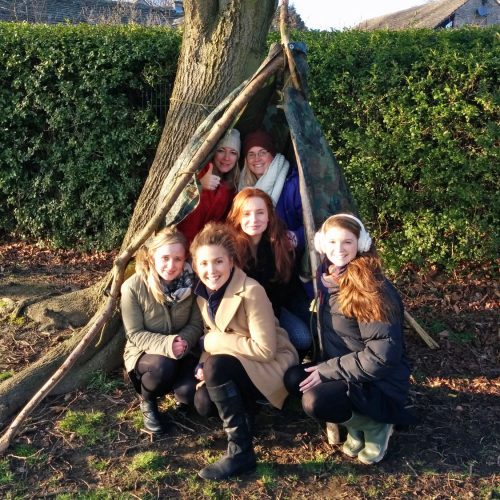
[{"left": 290, "top": 0, "right": 430, "bottom": 30}]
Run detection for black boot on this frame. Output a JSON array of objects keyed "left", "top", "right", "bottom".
[
  {"left": 246, "top": 412, "right": 256, "bottom": 440},
  {"left": 139, "top": 398, "right": 166, "bottom": 434},
  {"left": 198, "top": 381, "right": 256, "bottom": 480}
]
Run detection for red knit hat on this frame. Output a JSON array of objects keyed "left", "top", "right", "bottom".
[{"left": 242, "top": 129, "right": 276, "bottom": 158}]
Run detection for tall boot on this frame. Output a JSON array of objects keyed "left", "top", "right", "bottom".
[
  {"left": 345, "top": 412, "right": 393, "bottom": 465},
  {"left": 340, "top": 415, "right": 365, "bottom": 458},
  {"left": 198, "top": 381, "right": 256, "bottom": 480},
  {"left": 246, "top": 412, "right": 256, "bottom": 440},
  {"left": 139, "top": 397, "right": 166, "bottom": 434}
]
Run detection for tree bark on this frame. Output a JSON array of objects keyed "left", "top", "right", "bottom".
[
  {"left": 0, "top": 0, "right": 278, "bottom": 425},
  {"left": 121, "top": 0, "right": 278, "bottom": 248}
]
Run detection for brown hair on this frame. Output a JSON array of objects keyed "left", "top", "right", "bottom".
[
  {"left": 190, "top": 222, "right": 241, "bottom": 271},
  {"left": 135, "top": 226, "right": 188, "bottom": 304},
  {"left": 227, "top": 188, "right": 294, "bottom": 283},
  {"left": 319, "top": 216, "right": 396, "bottom": 323}
]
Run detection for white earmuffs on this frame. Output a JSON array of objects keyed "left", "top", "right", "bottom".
[
  {"left": 314, "top": 214, "right": 372, "bottom": 255},
  {"left": 314, "top": 230, "right": 327, "bottom": 255}
]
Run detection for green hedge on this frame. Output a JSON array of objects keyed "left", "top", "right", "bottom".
[
  {"left": 1, "top": 24, "right": 498, "bottom": 272},
  {"left": 296, "top": 28, "right": 499, "bottom": 271},
  {"left": 0, "top": 23, "right": 180, "bottom": 249}
]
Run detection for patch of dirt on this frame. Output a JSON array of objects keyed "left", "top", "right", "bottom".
[
  {"left": 0, "top": 242, "right": 117, "bottom": 374},
  {"left": 0, "top": 242, "right": 498, "bottom": 499},
  {"left": 0, "top": 241, "right": 115, "bottom": 295}
]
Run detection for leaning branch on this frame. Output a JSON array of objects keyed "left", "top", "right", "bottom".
[
  {"left": 0, "top": 50, "right": 285, "bottom": 454},
  {"left": 404, "top": 311, "right": 440, "bottom": 349},
  {"left": 279, "top": 0, "right": 301, "bottom": 90}
]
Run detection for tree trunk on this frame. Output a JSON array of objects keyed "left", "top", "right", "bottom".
[
  {"left": 0, "top": 0, "right": 278, "bottom": 424},
  {"left": 121, "top": 0, "right": 278, "bottom": 248}
]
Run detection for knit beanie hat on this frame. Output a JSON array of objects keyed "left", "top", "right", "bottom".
[
  {"left": 217, "top": 129, "right": 241, "bottom": 157},
  {"left": 242, "top": 129, "right": 276, "bottom": 157}
]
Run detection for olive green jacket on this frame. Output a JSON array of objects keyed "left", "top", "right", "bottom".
[{"left": 121, "top": 274, "right": 203, "bottom": 372}]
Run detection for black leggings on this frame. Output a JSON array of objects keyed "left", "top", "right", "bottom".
[
  {"left": 134, "top": 353, "right": 198, "bottom": 404},
  {"left": 284, "top": 363, "right": 352, "bottom": 423},
  {"left": 194, "top": 354, "right": 263, "bottom": 417}
]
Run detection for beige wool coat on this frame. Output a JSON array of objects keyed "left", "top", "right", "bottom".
[
  {"left": 198, "top": 267, "right": 298, "bottom": 409},
  {"left": 121, "top": 274, "right": 203, "bottom": 373}
]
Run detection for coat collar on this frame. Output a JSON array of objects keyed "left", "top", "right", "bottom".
[{"left": 206, "top": 267, "right": 246, "bottom": 333}]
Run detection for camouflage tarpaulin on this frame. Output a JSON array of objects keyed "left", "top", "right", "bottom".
[
  {"left": 160, "top": 43, "right": 355, "bottom": 232},
  {"left": 284, "top": 84, "right": 355, "bottom": 226}
]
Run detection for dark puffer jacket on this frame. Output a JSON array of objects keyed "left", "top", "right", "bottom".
[{"left": 317, "top": 267, "right": 415, "bottom": 423}]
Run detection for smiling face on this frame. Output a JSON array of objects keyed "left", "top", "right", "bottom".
[
  {"left": 239, "top": 196, "right": 269, "bottom": 239},
  {"left": 323, "top": 226, "right": 358, "bottom": 267},
  {"left": 246, "top": 146, "right": 273, "bottom": 178},
  {"left": 213, "top": 146, "right": 238, "bottom": 174},
  {"left": 152, "top": 243, "right": 186, "bottom": 283},
  {"left": 194, "top": 244, "right": 233, "bottom": 291}
]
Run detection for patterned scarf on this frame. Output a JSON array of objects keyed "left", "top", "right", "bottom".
[{"left": 161, "top": 262, "right": 194, "bottom": 303}]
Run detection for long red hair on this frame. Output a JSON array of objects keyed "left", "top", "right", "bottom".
[
  {"left": 321, "top": 215, "right": 397, "bottom": 323},
  {"left": 227, "top": 188, "right": 294, "bottom": 283}
]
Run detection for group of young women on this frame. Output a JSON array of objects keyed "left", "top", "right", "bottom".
[{"left": 120, "top": 128, "right": 415, "bottom": 480}]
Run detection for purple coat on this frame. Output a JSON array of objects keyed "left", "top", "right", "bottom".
[{"left": 275, "top": 166, "right": 305, "bottom": 252}]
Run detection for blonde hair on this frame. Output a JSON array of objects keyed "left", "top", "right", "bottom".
[
  {"left": 136, "top": 227, "right": 187, "bottom": 304},
  {"left": 212, "top": 129, "right": 241, "bottom": 190},
  {"left": 213, "top": 159, "right": 240, "bottom": 191},
  {"left": 319, "top": 215, "right": 397, "bottom": 323},
  {"left": 239, "top": 160, "right": 258, "bottom": 189}
]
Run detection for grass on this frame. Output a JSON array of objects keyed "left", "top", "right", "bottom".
[
  {"left": 12, "top": 444, "right": 47, "bottom": 466},
  {"left": 301, "top": 449, "right": 332, "bottom": 474},
  {"left": 480, "top": 484, "right": 500, "bottom": 499},
  {"left": 128, "top": 451, "right": 167, "bottom": 481},
  {"left": 87, "top": 371, "right": 124, "bottom": 394},
  {"left": 0, "top": 370, "right": 14, "bottom": 382},
  {"left": 196, "top": 435, "right": 214, "bottom": 447},
  {"left": 424, "top": 319, "right": 475, "bottom": 344},
  {"left": 160, "top": 394, "right": 181, "bottom": 411},
  {"left": 427, "top": 319, "right": 448, "bottom": 334},
  {"left": 201, "top": 449, "right": 221, "bottom": 465},
  {"left": 55, "top": 490, "right": 122, "bottom": 499},
  {"left": 115, "top": 408, "right": 143, "bottom": 431},
  {"left": 328, "top": 457, "right": 360, "bottom": 481},
  {"left": 129, "top": 451, "right": 164, "bottom": 472},
  {"left": 0, "top": 459, "right": 14, "bottom": 486},
  {"left": 5, "top": 315, "right": 26, "bottom": 326},
  {"left": 256, "top": 462, "right": 278, "bottom": 490},
  {"left": 87, "top": 456, "right": 111, "bottom": 473},
  {"left": 184, "top": 472, "right": 210, "bottom": 497},
  {"left": 58, "top": 410, "right": 107, "bottom": 446},
  {"left": 449, "top": 330, "right": 475, "bottom": 344},
  {"left": 199, "top": 481, "right": 230, "bottom": 499},
  {"left": 0, "top": 298, "right": 13, "bottom": 312}
]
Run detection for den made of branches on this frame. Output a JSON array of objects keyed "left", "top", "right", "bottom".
[{"left": 0, "top": 0, "right": 357, "bottom": 451}]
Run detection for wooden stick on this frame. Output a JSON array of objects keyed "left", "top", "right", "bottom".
[
  {"left": 289, "top": 139, "right": 321, "bottom": 348},
  {"left": 404, "top": 310, "right": 440, "bottom": 349},
  {"left": 279, "top": 0, "right": 301, "bottom": 91},
  {"left": 0, "top": 50, "right": 285, "bottom": 455},
  {"left": 282, "top": 19, "right": 340, "bottom": 442},
  {"left": 326, "top": 422, "right": 342, "bottom": 445}
]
